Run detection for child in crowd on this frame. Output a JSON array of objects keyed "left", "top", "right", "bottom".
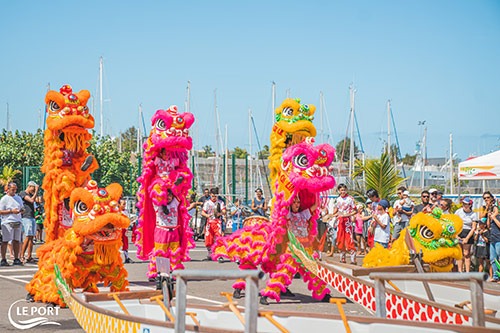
[
  {"left": 400, "top": 191, "right": 414, "bottom": 215},
  {"left": 34, "top": 196, "right": 45, "bottom": 244},
  {"left": 474, "top": 218, "right": 490, "bottom": 275},
  {"left": 354, "top": 204, "right": 368, "bottom": 255},
  {"left": 370, "top": 199, "right": 391, "bottom": 249},
  {"left": 230, "top": 198, "right": 244, "bottom": 232}
]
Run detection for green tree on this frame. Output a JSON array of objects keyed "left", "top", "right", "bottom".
[
  {"left": 119, "top": 126, "right": 139, "bottom": 154},
  {"left": 401, "top": 153, "right": 417, "bottom": 165},
  {"left": 352, "top": 152, "right": 405, "bottom": 202},
  {"left": 89, "top": 136, "right": 139, "bottom": 196},
  {"left": 258, "top": 145, "right": 270, "bottom": 159},
  {"left": 0, "top": 166, "right": 22, "bottom": 189},
  {"left": 0, "top": 129, "right": 44, "bottom": 168},
  {"left": 335, "top": 137, "right": 359, "bottom": 162},
  {"left": 232, "top": 146, "right": 248, "bottom": 159},
  {"left": 387, "top": 144, "right": 401, "bottom": 162},
  {"left": 201, "top": 145, "right": 214, "bottom": 157}
]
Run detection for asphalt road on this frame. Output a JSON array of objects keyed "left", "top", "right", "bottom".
[{"left": 0, "top": 232, "right": 371, "bottom": 332}]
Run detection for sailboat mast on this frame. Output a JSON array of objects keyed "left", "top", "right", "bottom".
[
  {"left": 186, "top": 81, "right": 191, "bottom": 113},
  {"left": 248, "top": 108, "right": 253, "bottom": 192},
  {"left": 320, "top": 91, "right": 324, "bottom": 142},
  {"left": 348, "top": 85, "right": 356, "bottom": 180},
  {"left": 99, "top": 56, "right": 104, "bottom": 137},
  {"left": 137, "top": 104, "right": 142, "bottom": 155},
  {"left": 449, "top": 133, "right": 454, "bottom": 194},
  {"left": 271, "top": 81, "right": 276, "bottom": 124},
  {"left": 387, "top": 100, "right": 391, "bottom": 156},
  {"left": 421, "top": 126, "right": 427, "bottom": 190}
]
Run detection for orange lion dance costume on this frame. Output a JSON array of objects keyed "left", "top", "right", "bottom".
[
  {"left": 135, "top": 105, "right": 195, "bottom": 278},
  {"left": 26, "top": 181, "right": 130, "bottom": 306},
  {"left": 42, "top": 84, "right": 98, "bottom": 242}
]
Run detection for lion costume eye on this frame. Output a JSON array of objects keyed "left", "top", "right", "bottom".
[
  {"left": 74, "top": 200, "right": 89, "bottom": 214},
  {"left": 176, "top": 116, "right": 184, "bottom": 124},
  {"left": 419, "top": 225, "right": 434, "bottom": 239},
  {"left": 293, "top": 153, "right": 308, "bottom": 168},
  {"left": 155, "top": 119, "right": 166, "bottom": 130},
  {"left": 282, "top": 107, "right": 293, "bottom": 117},
  {"left": 48, "top": 101, "right": 61, "bottom": 113}
]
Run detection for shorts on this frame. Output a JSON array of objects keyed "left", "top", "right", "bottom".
[
  {"left": 475, "top": 245, "right": 489, "bottom": 259},
  {"left": 22, "top": 218, "right": 36, "bottom": 237},
  {"left": 1, "top": 222, "right": 22, "bottom": 242},
  {"left": 36, "top": 223, "right": 44, "bottom": 231},
  {"left": 392, "top": 221, "right": 407, "bottom": 240},
  {"left": 375, "top": 241, "right": 388, "bottom": 248},
  {"left": 459, "top": 229, "right": 474, "bottom": 245}
]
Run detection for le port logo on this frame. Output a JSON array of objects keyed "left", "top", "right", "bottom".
[{"left": 8, "top": 299, "right": 61, "bottom": 330}]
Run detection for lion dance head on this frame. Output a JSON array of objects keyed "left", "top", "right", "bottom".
[{"left": 27, "top": 181, "right": 130, "bottom": 306}]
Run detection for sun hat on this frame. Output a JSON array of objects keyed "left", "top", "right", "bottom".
[
  {"left": 462, "top": 197, "right": 473, "bottom": 205},
  {"left": 27, "top": 181, "right": 38, "bottom": 187},
  {"left": 429, "top": 188, "right": 438, "bottom": 194},
  {"left": 403, "top": 190, "right": 410, "bottom": 196}
]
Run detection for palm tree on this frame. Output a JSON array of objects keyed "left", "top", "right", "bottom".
[
  {"left": 0, "top": 165, "right": 22, "bottom": 190},
  {"left": 351, "top": 152, "right": 405, "bottom": 203}
]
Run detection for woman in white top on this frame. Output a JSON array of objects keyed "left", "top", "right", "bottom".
[{"left": 454, "top": 197, "right": 477, "bottom": 273}]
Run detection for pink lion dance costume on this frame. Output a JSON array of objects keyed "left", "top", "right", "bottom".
[
  {"left": 212, "top": 138, "right": 336, "bottom": 303},
  {"left": 135, "top": 105, "right": 195, "bottom": 278}
]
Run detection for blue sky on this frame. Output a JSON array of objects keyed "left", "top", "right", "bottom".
[{"left": 1, "top": 1, "right": 499, "bottom": 161}]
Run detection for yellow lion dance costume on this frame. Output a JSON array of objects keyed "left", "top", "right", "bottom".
[
  {"left": 363, "top": 209, "right": 463, "bottom": 272},
  {"left": 269, "top": 98, "right": 316, "bottom": 185},
  {"left": 26, "top": 181, "right": 130, "bottom": 306}
]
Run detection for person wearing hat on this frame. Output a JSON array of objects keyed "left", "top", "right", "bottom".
[
  {"left": 369, "top": 199, "right": 391, "bottom": 249},
  {"left": 19, "top": 181, "right": 39, "bottom": 264},
  {"left": 454, "top": 197, "right": 478, "bottom": 273},
  {"left": 251, "top": 188, "right": 267, "bottom": 217},
  {"left": 474, "top": 218, "right": 490, "bottom": 276},
  {"left": 428, "top": 188, "right": 440, "bottom": 207}
]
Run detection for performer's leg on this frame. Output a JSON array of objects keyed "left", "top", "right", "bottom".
[{"left": 261, "top": 253, "right": 298, "bottom": 303}]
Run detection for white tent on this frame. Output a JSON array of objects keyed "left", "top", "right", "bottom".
[{"left": 458, "top": 150, "right": 500, "bottom": 180}]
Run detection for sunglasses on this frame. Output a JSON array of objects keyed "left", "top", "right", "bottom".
[
  {"left": 421, "top": 195, "right": 429, "bottom": 198},
  {"left": 483, "top": 196, "right": 492, "bottom": 199},
  {"left": 431, "top": 193, "right": 438, "bottom": 196}
]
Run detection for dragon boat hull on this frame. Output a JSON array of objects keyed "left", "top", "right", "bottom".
[
  {"left": 314, "top": 259, "right": 500, "bottom": 329},
  {"left": 63, "top": 290, "right": 497, "bottom": 333}
]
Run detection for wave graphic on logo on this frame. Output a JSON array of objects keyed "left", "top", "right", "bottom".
[{"left": 8, "top": 299, "right": 61, "bottom": 330}]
